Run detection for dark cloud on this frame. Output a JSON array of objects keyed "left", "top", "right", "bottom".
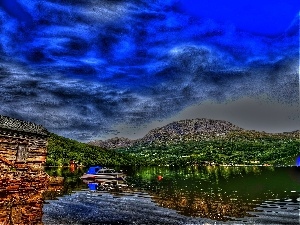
[
  {"left": 0, "top": 0, "right": 298, "bottom": 141},
  {"left": 0, "top": 0, "right": 33, "bottom": 24}
]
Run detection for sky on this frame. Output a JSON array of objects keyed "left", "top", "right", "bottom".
[{"left": 0, "top": 0, "right": 299, "bottom": 142}]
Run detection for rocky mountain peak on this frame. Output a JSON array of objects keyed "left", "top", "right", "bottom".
[{"left": 89, "top": 118, "right": 244, "bottom": 149}]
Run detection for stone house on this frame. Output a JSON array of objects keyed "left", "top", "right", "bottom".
[
  {"left": 0, "top": 175, "right": 48, "bottom": 225},
  {"left": 0, "top": 115, "right": 48, "bottom": 170}
]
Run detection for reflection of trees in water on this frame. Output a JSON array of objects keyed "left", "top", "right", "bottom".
[
  {"left": 133, "top": 166, "right": 265, "bottom": 184},
  {"left": 42, "top": 176, "right": 64, "bottom": 200},
  {"left": 128, "top": 166, "right": 295, "bottom": 221},
  {"left": 44, "top": 167, "right": 86, "bottom": 198},
  {"left": 152, "top": 187, "right": 256, "bottom": 221}
]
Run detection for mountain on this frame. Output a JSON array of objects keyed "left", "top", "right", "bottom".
[
  {"left": 89, "top": 118, "right": 299, "bottom": 150},
  {"left": 88, "top": 118, "right": 245, "bottom": 149},
  {"left": 137, "top": 118, "right": 243, "bottom": 144},
  {"left": 87, "top": 118, "right": 299, "bottom": 166},
  {"left": 88, "top": 137, "right": 135, "bottom": 150}
]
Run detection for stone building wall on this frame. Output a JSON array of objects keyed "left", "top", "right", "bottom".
[
  {"left": 0, "top": 115, "right": 48, "bottom": 170},
  {"left": 0, "top": 128, "right": 48, "bottom": 169},
  {"left": 0, "top": 115, "right": 50, "bottom": 224},
  {"left": 0, "top": 171, "right": 49, "bottom": 225}
]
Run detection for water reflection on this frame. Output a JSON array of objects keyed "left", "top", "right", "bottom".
[
  {"left": 126, "top": 166, "right": 300, "bottom": 221},
  {"left": 42, "top": 176, "right": 64, "bottom": 200},
  {"left": 296, "top": 155, "right": 300, "bottom": 166},
  {"left": 44, "top": 167, "right": 86, "bottom": 197},
  {"left": 82, "top": 177, "right": 129, "bottom": 192},
  {"left": 79, "top": 167, "right": 131, "bottom": 193},
  {"left": 42, "top": 166, "right": 300, "bottom": 223}
]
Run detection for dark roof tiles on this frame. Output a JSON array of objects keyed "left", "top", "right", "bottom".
[{"left": 0, "top": 115, "right": 48, "bottom": 135}]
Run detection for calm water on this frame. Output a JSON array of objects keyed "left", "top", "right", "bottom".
[{"left": 42, "top": 166, "right": 300, "bottom": 224}]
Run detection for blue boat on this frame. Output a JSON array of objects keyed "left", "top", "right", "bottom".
[
  {"left": 86, "top": 166, "right": 103, "bottom": 175},
  {"left": 80, "top": 166, "right": 126, "bottom": 181}
]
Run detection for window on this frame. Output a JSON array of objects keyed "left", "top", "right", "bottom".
[{"left": 17, "top": 145, "right": 28, "bottom": 161}]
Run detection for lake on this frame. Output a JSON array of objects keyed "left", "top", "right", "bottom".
[{"left": 41, "top": 166, "right": 300, "bottom": 224}]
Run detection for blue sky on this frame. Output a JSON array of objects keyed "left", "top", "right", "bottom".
[{"left": 0, "top": 0, "right": 299, "bottom": 141}]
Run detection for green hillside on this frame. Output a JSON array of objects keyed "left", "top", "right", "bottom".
[
  {"left": 115, "top": 132, "right": 300, "bottom": 166},
  {"left": 47, "top": 130, "right": 300, "bottom": 167},
  {"left": 46, "top": 133, "right": 130, "bottom": 166}
]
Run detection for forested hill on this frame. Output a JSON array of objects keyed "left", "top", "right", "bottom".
[
  {"left": 46, "top": 133, "right": 131, "bottom": 166},
  {"left": 88, "top": 118, "right": 298, "bottom": 149},
  {"left": 47, "top": 119, "right": 299, "bottom": 167}
]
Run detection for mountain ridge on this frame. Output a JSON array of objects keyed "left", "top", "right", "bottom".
[{"left": 88, "top": 118, "right": 299, "bottom": 149}]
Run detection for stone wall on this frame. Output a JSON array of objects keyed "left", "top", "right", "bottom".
[
  {"left": 0, "top": 170, "right": 49, "bottom": 225},
  {"left": 0, "top": 128, "right": 48, "bottom": 170}
]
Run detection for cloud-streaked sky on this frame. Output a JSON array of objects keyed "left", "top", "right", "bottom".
[{"left": 0, "top": 0, "right": 299, "bottom": 141}]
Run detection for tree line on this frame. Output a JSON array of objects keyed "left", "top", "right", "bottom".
[{"left": 46, "top": 132, "right": 300, "bottom": 167}]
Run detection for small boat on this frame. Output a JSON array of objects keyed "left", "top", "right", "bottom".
[{"left": 80, "top": 166, "right": 126, "bottom": 181}]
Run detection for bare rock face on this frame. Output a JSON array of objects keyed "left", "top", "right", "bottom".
[
  {"left": 89, "top": 118, "right": 244, "bottom": 149},
  {"left": 138, "top": 118, "right": 243, "bottom": 144},
  {"left": 88, "top": 137, "right": 134, "bottom": 149}
]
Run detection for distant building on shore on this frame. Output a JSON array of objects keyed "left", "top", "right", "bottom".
[{"left": 0, "top": 115, "right": 49, "bottom": 170}]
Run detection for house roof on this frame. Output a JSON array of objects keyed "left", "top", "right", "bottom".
[{"left": 0, "top": 115, "right": 48, "bottom": 136}]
